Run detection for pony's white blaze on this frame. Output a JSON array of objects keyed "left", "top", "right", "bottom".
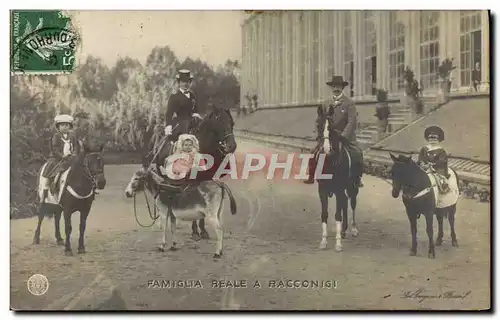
[
  {"left": 38, "top": 163, "right": 70, "bottom": 205},
  {"left": 323, "top": 118, "right": 330, "bottom": 154}
]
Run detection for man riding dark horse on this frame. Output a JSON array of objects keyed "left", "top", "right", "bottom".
[{"left": 304, "top": 75, "right": 364, "bottom": 187}]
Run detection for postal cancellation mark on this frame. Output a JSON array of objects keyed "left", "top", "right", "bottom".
[{"left": 11, "top": 10, "right": 79, "bottom": 74}]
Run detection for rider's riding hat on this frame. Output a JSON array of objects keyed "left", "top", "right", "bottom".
[
  {"left": 424, "top": 125, "right": 444, "bottom": 142},
  {"left": 326, "top": 75, "right": 349, "bottom": 88},
  {"left": 54, "top": 114, "right": 74, "bottom": 129},
  {"left": 176, "top": 69, "right": 194, "bottom": 82}
]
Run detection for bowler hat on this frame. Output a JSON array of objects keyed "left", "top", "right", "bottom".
[
  {"left": 176, "top": 69, "right": 194, "bottom": 82},
  {"left": 424, "top": 125, "right": 444, "bottom": 142},
  {"left": 326, "top": 75, "right": 349, "bottom": 87}
]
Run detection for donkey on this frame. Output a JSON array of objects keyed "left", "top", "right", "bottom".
[
  {"left": 316, "top": 106, "right": 361, "bottom": 251},
  {"left": 130, "top": 107, "right": 237, "bottom": 258},
  {"left": 389, "top": 153, "right": 460, "bottom": 259},
  {"left": 144, "top": 107, "right": 237, "bottom": 240},
  {"left": 34, "top": 143, "right": 106, "bottom": 256},
  {"left": 125, "top": 169, "right": 237, "bottom": 258}
]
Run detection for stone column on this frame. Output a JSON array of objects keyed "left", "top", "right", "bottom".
[
  {"left": 335, "top": 11, "right": 344, "bottom": 85},
  {"left": 403, "top": 12, "right": 420, "bottom": 80},
  {"left": 319, "top": 11, "right": 327, "bottom": 101},
  {"left": 480, "top": 10, "right": 490, "bottom": 92},
  {"left": 352, "top": 11, "right": 363, "bottom": 98},
  {"left": 447, "top": 12, "right": 461, "bottom": 90},
  {"left": 376, "top": 11, "right": 390, "bottom": 91}
]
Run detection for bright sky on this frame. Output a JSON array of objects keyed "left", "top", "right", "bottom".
[{"left": 71, "top": 11, "right": 244, "bottom": 68}]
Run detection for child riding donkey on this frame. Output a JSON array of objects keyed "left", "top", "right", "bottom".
[
  {"left": 42, "top": 114, "right": 79, "bottom": 197},
  {"left": 161, "top": 133, "right": 208, "bottom": 180},
  {"left": 417, "top": 125, "right": 451, "bottom": 194}
]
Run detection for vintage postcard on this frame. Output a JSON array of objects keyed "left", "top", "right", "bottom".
[{"left": 10, "top": 10, "right": 491, "bottom": 311}]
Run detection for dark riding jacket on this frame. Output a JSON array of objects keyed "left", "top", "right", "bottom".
[
  {"left": 165, "top": 89, "right": 198, "bottom": 126},
  {"left": 418, "top": 145, "right": 449, "bottom": 176},
  {"left": 44, "top": 131, "right": 78, "bottom": 178},
  {"left": 316, "top": 94, "right": 357, "bottom": 144}
]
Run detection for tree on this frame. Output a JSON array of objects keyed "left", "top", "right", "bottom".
[
  {"left": 111, "top": 56, "right": 143, "bottom": 87},
  {"left": 145, "top": 46, "right": 180, "bottom": 90},
  {"left": 76, "top": 55, "right": 117, "bottom": 101}
]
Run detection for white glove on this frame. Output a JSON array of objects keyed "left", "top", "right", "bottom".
[
  {"left": 164, "top": 125, "right": 173, "bottom": 136},
  {"left": 192, "top": 113, "right": 202, "bottom": 119}
]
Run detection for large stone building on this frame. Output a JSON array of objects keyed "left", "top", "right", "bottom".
[{"left": 240, "top": 11, "right": 490, "bottom": 108}]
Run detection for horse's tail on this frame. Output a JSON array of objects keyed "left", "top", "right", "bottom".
[{"left": 214, "top": 180, "right": 237, "bottom": 215}]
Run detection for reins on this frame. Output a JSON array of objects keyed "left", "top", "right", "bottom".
[{"left": 133, "top": 182, "right": 160, "bottom": 228}]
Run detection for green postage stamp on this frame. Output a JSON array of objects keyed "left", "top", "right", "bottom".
[{"left": 10, "top": 10, "right": 79, "bottom": 74}]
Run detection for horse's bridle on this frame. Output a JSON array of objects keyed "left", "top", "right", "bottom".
[
  {"left": 81, "top": 151, "right": 103, "bottom": 188},
  {"left": 217, "top": 132, "right": 234, "bottom": 155}
]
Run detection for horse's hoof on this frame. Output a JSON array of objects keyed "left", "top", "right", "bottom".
[
  {"left": 65, "top": 250, "right": 73, "bottom": 256},
  {"left": 319, "top": 241, "right": 327, "bottom": 250},
  {"left": 157, "top": 246, "right": 166, "bottom": 252},
  {"left": 452, "top": 240, "right": 459, "bottom": 247},
  {"left": 335, "top": 244, "right": 342, "bottom": 252},
  {"left": 32, "top": 238, "right": 40, "bottom": 245},
  {"left": 191, "top": 233, "right": 201, "bottom": 241},
  {"left": 351, "top": 228, "right": 359, "bottom": 237},
  {"left": 213, "top": 252, "right": 223, "bottom": 259},
  {"left": 57, "top": 239, "right": 64, "bottom": 246},
  {"left": 428, "top": 252, "right": 436, "bottom": 259},
  {"left": 409, "top": 250, "right": 417, "bottom": 256},
  {"left": 435, "top": 238, "right": 443, "bottom": 246},
  {"left": 168, "top": 246, "right": 178, "bottom": 251},
  {"left": 200, "top": 231, "right": 210, "bottom": 239},
  {"left": 341, "top": 232, "right": 346, "bottom": 239},
  {"left": 78, "top": 248, "right": 86, "bottom": 254}
]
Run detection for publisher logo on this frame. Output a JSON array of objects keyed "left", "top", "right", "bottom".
[{"left": 27, "top": 274, "right": 49, "bottom": 296}]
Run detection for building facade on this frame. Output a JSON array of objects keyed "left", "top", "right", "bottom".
[{"left": 240, "top": 11, "right": 490, "bottom": 108}]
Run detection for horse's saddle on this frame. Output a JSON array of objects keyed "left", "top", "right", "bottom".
[
  {"left": 149, "top": 167, "right": 200, "bottom": 195},
  {"left": 421, "top": 166, "right": 450, "bottom": 194}
]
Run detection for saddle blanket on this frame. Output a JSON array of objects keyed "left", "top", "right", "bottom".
[
  {"left": 427, "top": 168, "right": 460, "bottom": 208},
  {"left": 38, "top": 163, "right": 70, "bottom": 205}
]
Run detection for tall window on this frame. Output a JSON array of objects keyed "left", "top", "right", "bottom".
[
  {"left": 419, "top": 11, "right": 440, "bottom": 91},
  {"left": 363, "top": 11, "right": 377, "bottom": 95},
  {"left": 311, "top": 11, "right": 320, "bottom": 101},
  {"left": 270, "top": 16, "right": 276, "bottom": 105},
  {"left": 279, "top": 13, "right": 286, "bottom": 104},
  {"left": 389, "top": 12, "right": 405, "bottom": 93},
  {"left": 256, "top": 17, "right": 262, "bottom": 103},
  {"left": 343, "top": 12, "right": 354, "bottom": 96},
  {"left": 282, "top": 12, "right": 295, "bottom": 103},
  {"left": 325, "top": 11, "right": 335, "bottom": 86},
  {"left": 265, "top": 17, "right": 271, "bottom": 105},
  {"left": 299, "top": 12, "right": 307, "bottom": 103},
  {"left": 242, "top": 25, "right": 249, "bottom": 102},
  {"left": 291, "top": 13, "right": 298, "bottom": 103},
  {"left": 460, "top": 11, "right": 482, "bottom": 87}
]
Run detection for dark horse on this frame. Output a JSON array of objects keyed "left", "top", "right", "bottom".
[
  {"left": 316, "top": 106, "right": 360, "bottom": 251},
  {"left": 389, "top": 153, "right": 459, "bottom": 259},
  {"left": 34, "top": 143, "right": 106, "bottom": 256},
  {"left": 144, "top": 107, "right": 237, "bottom": 240}
]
